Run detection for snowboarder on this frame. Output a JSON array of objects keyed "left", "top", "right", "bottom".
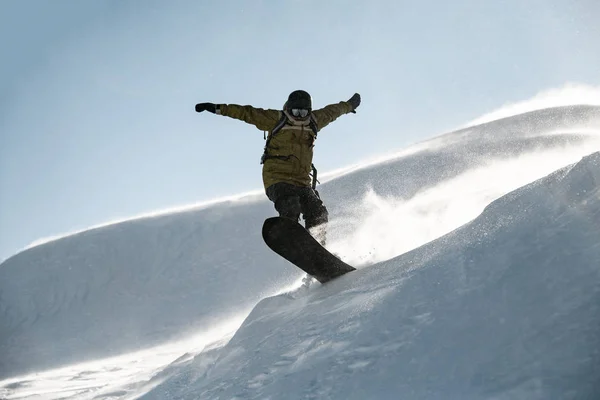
[{"left": 195, "top": 90, "right": 361, "bottom": 245}]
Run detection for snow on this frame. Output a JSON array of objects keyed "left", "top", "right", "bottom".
[
  {"left": 464, "top": 83, "right": 600, "bottom": 127},
  {"left": 1, "top": 105, "right": 600, "bottom": 399}
]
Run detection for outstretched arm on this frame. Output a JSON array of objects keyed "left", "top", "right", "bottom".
[
  {"left": 195, "top": 102, "right": 280, "bottom": 131},
  {"left": 312, "top": 93, "right": 361, "bottom": 130}
]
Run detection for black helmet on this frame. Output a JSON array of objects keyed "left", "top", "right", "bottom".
[{"left": 286, "top": 90, "right": 312, "bottom": 111}]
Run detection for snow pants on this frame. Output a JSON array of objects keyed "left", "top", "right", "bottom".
[{"left": 266, "top": 182, "right": 329, "bottom": 245}]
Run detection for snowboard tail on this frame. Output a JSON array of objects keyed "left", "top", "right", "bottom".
[{"left": 262, "top": 217, "right": 355, "bottom": 283}]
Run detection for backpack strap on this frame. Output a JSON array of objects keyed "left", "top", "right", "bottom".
[
  {"left": 311, "top": 163, "right": 319, "bottom": 190},
  {"left": 261, "top": 112, "right": 288, "bottom": 164},
  {"left": 308, "top": 114, "right": 318, "bottom": 138}
]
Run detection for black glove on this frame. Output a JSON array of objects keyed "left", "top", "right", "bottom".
[
  {"left": 347, "top": 93, "right": 361, "bottom": 113},
  {"left": 195, "top": 103, "right": 217, "bottom": 113}
]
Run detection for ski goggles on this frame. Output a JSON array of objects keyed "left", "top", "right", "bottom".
[{"left": 291, "top": 108, "right": 310, "bottom": 118}]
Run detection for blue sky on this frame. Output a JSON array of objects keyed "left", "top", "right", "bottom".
[{"left": 1, "top": 0, "right": 599, "bottom": 261}]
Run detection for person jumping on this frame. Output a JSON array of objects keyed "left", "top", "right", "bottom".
[{"left": 195, "top": 90, "right": 361, "bottom": 245}]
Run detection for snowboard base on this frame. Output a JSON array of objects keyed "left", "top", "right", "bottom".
[{"left": 262, "top": 217, "right": 355, "bottom": 283}]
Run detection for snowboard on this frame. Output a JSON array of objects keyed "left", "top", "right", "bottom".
[{"left": 262, "top": 217, "right": 356, "bottom": 283}]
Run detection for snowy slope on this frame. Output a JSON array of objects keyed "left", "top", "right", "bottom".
[
  {"left": 0, "top": 196, "right": 288, "bottom": 378},
  {"left": 0, "top": 105, "right": 599, "bottom": 398},
  {"left": 143, "top": 152, "right": 600, "bottom": 399},
  {"left": 324, "top": 105, "right": 600, "bottom": 265}
]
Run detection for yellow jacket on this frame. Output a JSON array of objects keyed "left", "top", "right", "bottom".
[{"left": 217, "top": 101, "right": 354, "bottom": 189}]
